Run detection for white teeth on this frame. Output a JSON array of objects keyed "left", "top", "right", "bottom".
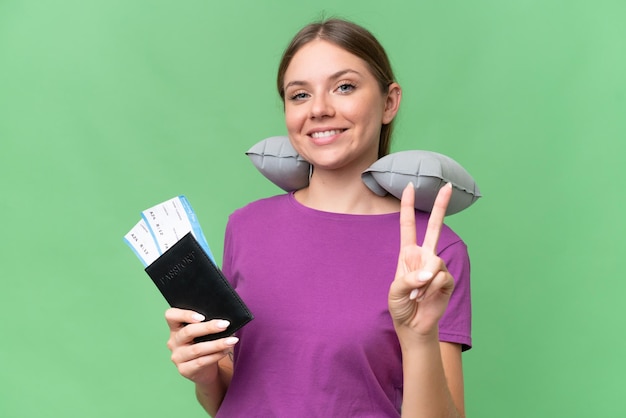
[{"left": 311, "top": 130, "right": 342, "bottom": 139}]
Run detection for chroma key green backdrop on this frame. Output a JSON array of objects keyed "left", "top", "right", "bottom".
[{"left": 1, "top": 1, "right": 624, "bottom": 417}]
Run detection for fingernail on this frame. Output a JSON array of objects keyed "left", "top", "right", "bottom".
[
  {"left": 216, "top": 320, "right": 230, "bottom": 329},
  {"left": 446, "top": 182, "right": 452, "bottom": 188},
  {"left": 225, "top": 337, "right": 239, "bottom": 346},
  {"left": 409, "top": 289, "right": 419, "bottom": 300},
  {"left": 418, "top": 271, "right": 433, "bottom": 282},
  {"left": 192, "top": 313, "right": 205, "bottom": 322}
]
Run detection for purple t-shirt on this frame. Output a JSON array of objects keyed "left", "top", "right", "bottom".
[{"left": 217, "top": 193, "right": 471, "bottom": 417}]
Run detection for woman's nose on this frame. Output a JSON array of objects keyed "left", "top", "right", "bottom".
[{"left": 309, "top": 93, "right": 335, "bottom": 119}]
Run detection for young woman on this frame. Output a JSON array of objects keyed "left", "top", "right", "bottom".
[{"left": 165, "top": 18, "right": 471, "bottom": 417}]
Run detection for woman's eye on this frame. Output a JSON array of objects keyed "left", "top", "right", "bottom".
[
  {"left": 337, "top": 83, "right": 356, "bottom": 93},
  {"left": 289, "top": 91, "right": 309, "bottom": 101}
]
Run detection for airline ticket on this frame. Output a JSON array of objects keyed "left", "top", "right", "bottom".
[{"left": 124, "top": 195, "right": 215, "bottom": 267}]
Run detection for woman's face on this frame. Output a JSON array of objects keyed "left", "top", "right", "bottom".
[{"left": 282, "top": 40, "right": 400, "bottom": 172}]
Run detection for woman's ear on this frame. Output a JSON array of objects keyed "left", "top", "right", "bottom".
[{"left": 382, "top": 82, "right": 402, "bottom": 124}]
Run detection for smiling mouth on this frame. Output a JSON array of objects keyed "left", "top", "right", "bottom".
[{"left": 310, "top": 129, "right": 345, "bottom": 139}]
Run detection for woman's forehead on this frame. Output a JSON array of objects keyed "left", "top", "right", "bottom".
[{"left": 284, "top": 40, "right": 371, "bottom": 84}]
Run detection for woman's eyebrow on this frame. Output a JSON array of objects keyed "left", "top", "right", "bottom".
[{"left": 284, "top": 69, "right": 362, "bottom": 90}]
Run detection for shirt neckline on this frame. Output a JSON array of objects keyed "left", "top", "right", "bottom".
[{"left": 286, "top": 191, "right": 401, "bottom": 221}]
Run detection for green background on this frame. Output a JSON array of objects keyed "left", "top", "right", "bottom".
[{"left": 1, "top": 0, "right": 624, "bottom": 417}]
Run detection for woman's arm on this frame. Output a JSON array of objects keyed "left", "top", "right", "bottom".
[
  {"left": 195, "top": 354, "right": 234, "bottom": 415},
  {"left": 389, "top": 183, "right": 465, "bottom": 417},
  {"left": 165, "top": 308, "right": 238, "bottom": 415},
  {"left": 441, "top": 342, "right": 465, "bottom": 415},
  {"left": 398, "top": 335, "right": 465, "bottom": 417}
]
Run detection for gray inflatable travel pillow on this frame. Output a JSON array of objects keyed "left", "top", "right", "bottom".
[{"left": 246, "top": 136, "right": 481, "bottom": 215}]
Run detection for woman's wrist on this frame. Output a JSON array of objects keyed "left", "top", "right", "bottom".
[
  {"left": 195, "top": 375, "right": 228, "bottom": 416},
  {"left": 395, "top": 324, "right": 440, "bottom": 351}
]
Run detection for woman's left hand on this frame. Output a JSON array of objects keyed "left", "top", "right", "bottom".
[{"left": 388, "top": 183, "right": 455, "bottom": 339}]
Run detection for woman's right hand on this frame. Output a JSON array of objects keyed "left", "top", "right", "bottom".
[{"left": 165, "top": 308, "right": 239, "bottom": 387}]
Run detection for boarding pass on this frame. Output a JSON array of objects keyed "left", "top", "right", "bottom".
[{"left": 124, "top": 195, "right": 215, "bottom": 267}]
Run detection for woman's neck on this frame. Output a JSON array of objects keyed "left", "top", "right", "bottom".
[{"left": 294, "top": 168, "right": 400, "bottom": 215}]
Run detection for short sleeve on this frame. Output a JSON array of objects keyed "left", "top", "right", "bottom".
[
  {"left": 221, "top": 215, "right": 236, "bottom": 288},
  {"left": 437, "top": 240, "right": 472, "bottom": 351}
]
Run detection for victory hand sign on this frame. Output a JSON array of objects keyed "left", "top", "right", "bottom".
[{"left": 388, "top": 182, "right": 455, "bottom": 340}]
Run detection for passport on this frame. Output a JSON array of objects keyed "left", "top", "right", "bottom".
[
  {"left": 144, "top": 232, "right": 253, "bottom": 341},
  {"left": 124, "top": 196, "right": 253, "bottom": 341}
]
